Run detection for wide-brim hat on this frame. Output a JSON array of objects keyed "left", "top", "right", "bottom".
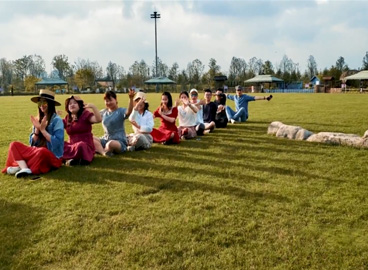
[
  {"left": 133, "top": 91, "right": 148, "bottom": 103},
  {"left": 31, "top": 89, "right": 61, "bottom": 106}
]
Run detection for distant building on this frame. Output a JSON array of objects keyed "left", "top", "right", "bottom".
[{"left": 310, "top": 76, "right": 320, "bottom": 86}]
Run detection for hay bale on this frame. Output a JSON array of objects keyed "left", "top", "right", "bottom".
[
  {"left": 295, "top": 128, "right": 314, "bottom": 140},
  {"left": 276, "top": 125, "right": 302, "bottom": 140},
  {"left": 363, "top": 130, "right": 368, "bottom": 139},
  {"left": 307, "top": 132, "right": 362, "bottom": 146},
  {"left": 267, "top": 121, "right": 284, "bottom": 135}
]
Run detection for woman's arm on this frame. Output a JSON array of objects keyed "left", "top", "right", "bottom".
[
  {"left": 85, "top": 103, "right": 102, "bottom": 123},
  {"left": 125, "top": 89, "right": 135, "bottom": 117}
]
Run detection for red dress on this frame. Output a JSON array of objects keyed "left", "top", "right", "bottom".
[
  {"left": 63, "top": 110, "right": 95, "bottom": 162},
  {"left": 1, "top": 142, "right": 62, "bottom": 175},
  {"left": 151, "top": 107, "right": 180, "bottom": 144}
]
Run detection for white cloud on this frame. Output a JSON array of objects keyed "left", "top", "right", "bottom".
[{"left": 0, "top": 0, "right": 367, "bottom": 75}]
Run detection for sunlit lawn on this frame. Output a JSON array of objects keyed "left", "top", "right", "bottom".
[{"left": 1, "top": 92, "right": 368, "bottom": 269}]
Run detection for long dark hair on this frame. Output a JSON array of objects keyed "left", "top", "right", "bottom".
[
  {"left": 143, "top": 102, "right": 149, "bottom": 116},
  {"left": 65, "top": 98, "right": 84, "bottom": 125},
  {"left": 217, "top": 93, "right": 226, "bottom": 105},
  {"left": 162, "top": 91, "right": 173, "bottom": 109},
  {"left": 37, "top": 99, "right": 56, "bottom": 147}
]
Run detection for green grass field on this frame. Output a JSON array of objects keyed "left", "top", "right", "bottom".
[{"left": 1, "top": 93, "right": 368, "bottom": 269}]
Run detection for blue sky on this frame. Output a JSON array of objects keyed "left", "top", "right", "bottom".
[{"left": 1, "top": 0, "right": 367, "bottom": 75}]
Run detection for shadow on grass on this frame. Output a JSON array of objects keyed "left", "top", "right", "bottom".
[
  {"left": 0, "top": 199, "right": 43, "bottom": 269},
  {"left": 51, "top": 164, "right": 289, "bottom": 203}
]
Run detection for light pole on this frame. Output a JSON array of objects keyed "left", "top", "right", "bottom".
[{"left": 150, "top": 11, "right": 160, "bottom": 78}]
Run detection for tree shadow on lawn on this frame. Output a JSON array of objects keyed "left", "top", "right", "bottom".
[
  {"left": 187, "top": 127, "right": 328, "bottom": 157},
  {"left": 52, "top": 163, "right": 289, "bottom": 203},
  {"left": 0, "top": 199, "right": 43, "bottom": 269},
  {"left": 153, "top": 146, "right": 341, "bottom": 184}
]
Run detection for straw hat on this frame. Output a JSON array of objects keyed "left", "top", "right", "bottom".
[
  {"left": 133, "top": 91, "right": 148, "bottom": 103},
  {"left": 31, "top": 89, "right": 61, "bottom": 106}
]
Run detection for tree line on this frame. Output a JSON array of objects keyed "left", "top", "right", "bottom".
[{"left": 1, "top": 52, "right": 368, "bottom": 93}]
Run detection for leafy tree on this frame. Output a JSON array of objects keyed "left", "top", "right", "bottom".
[
  {"left": 52, "top": 54, "right": 71, "bottom": 80},
  {"left": 168, "top": 62, "right": 179, "bottom": 82},
  {"left": 29, "top": 55, "right": 45, "bottom": 78},
  {"left": 177, "top": 69, "right": 189, "bottom": 91},
  {"left": 187, "top": 59, "right": 204, "bottom": 87},
  {"left": 74, "top": 69, "right": 94, "bottom": 90},
  {"left": 106, "top": 61, "right": 119, "bottom": 86},
  {"left": 208, "top": 58, "right": 221, "bottom": 78},
  {"left": 335, "top": 56, "right": 348, "bottom": 72},
  {"left": 13, "top": 55, "right": 32, "bottom": 80},
  {"left": 72, "top": 58, "right": 102, "bottom": 91},
  {"left": 24, "top": 75, "right": 40, "bottom": 92},
  {"left": 129, "top": 60, "right": 150, "bottom": 87},
  {"left": 306, "top": 55, "right": 318, "bottom": 79},
  {"left": 13, "top": 55, "right": 45, "bottom": 85},
  {"left": 228, "top": 57, "right": 247, "bottom": 85},
  {"left": 0, "top": 58, "right": 13, "bottom": 92},
  {"left": 262, "top": 60, "right": 274, "bottom": 75},
  {"left": 362, "top": 51, "right": 368, "bottom": 70}
]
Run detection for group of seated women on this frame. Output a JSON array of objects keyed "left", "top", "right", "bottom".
[{"left": 2, "top": 88, "right": 228, "bottom": 178}]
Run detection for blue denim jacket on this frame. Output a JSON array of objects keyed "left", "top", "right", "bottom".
[{"left": 29, "top": 113, "right": 64, "bottom": 158}]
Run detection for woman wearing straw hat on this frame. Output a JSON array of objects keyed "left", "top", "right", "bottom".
[
  {"left": 62, "top": 95, "right": 101, "bottom": 166},
  {"left": 2, "top": 89, "right": 64, "bottom": 178}
]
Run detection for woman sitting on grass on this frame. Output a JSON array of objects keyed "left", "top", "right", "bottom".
[
  {"left": 214, "top": 93, "right": 228, "bottom": 128},
  {"left": 127, "top": 91, "right": 154, "bottom": 151},
  {"left": 2, "top": 89, "right": 64, "bottom": 178},
  {"left": 93, "top": 89, "right": 134, "bottom": 156},
  {"left": 62, "top": 96, "right": 101, "bottom": 166},
  {"left": 176, "top": 91, "right": 199, "bottom": 140},
  {"left": 151, "top": 91, "right": 180, "bottom": 145}
]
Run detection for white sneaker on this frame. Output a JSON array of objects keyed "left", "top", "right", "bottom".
[
  {"left": 7, "top": 166, "right": 21, "bottom": 175},
  {"left": 15, "top": 168, "right": 32, "bottom": 178},
  {"left": 230, "top": 119, "right": 236, "bottom": 124},
  {"left": 127, "top": 145, "right": 135, "bottom": 152}
]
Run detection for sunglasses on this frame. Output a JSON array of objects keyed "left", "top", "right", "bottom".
[
  {"left": 37, "top": 100, "right": 48, "bottom": 107},
  {"left": 191, "top": 93, "right": 198, "bottom": 96}
]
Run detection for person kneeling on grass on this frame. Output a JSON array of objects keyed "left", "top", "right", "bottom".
[
  {"left": 93, "top": 89, "right": 134, "bottom": 156},
  {"left": 2, "top": 89, "right": 64, "bottom": 178},
  {"left": 127, "top": 91, "right": 154, "bottom": 151},
  {"left": 225, "top": 85, "right": 273, "bottom": 124},
  {"left": 62, "top": 95, "right": 101, "bottom": 166}
]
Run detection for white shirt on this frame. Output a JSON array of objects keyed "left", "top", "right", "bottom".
[
  {"left": 178, "top": 105, "right": 197, "bottom": 127},
  {"left": 128, "top": 109, "right": 154, "bottom": 133}
]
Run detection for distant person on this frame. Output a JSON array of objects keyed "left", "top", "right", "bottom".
[
  {"left": 189, "top": 88, "right": 205, "bottom": 135},
  {"left": 151, "top": 92, "right": 180, "bottom": 145},
  {"left": 93, "top": 89, "right": 134, "bottom": 156},
  {"left": 214, "top": 92, "right": 228, "bottom": 128},
  {"left": 62, "top": 96, "right": 101, "bottom": 166},
  {"left": 177, "top": 91, "right": 199, "bottom": 140},
  {"left": 127, "top": 91, "right": 154, "bottom": 151},
  {"left": 226, "top": 85, "right": 273, "bottom": 124},
  {"left": 202, "top": 89, "right": 217, "bottom": 133},
  {"left": 2, "top": 89, "right": 64, "bottom": 178}
]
